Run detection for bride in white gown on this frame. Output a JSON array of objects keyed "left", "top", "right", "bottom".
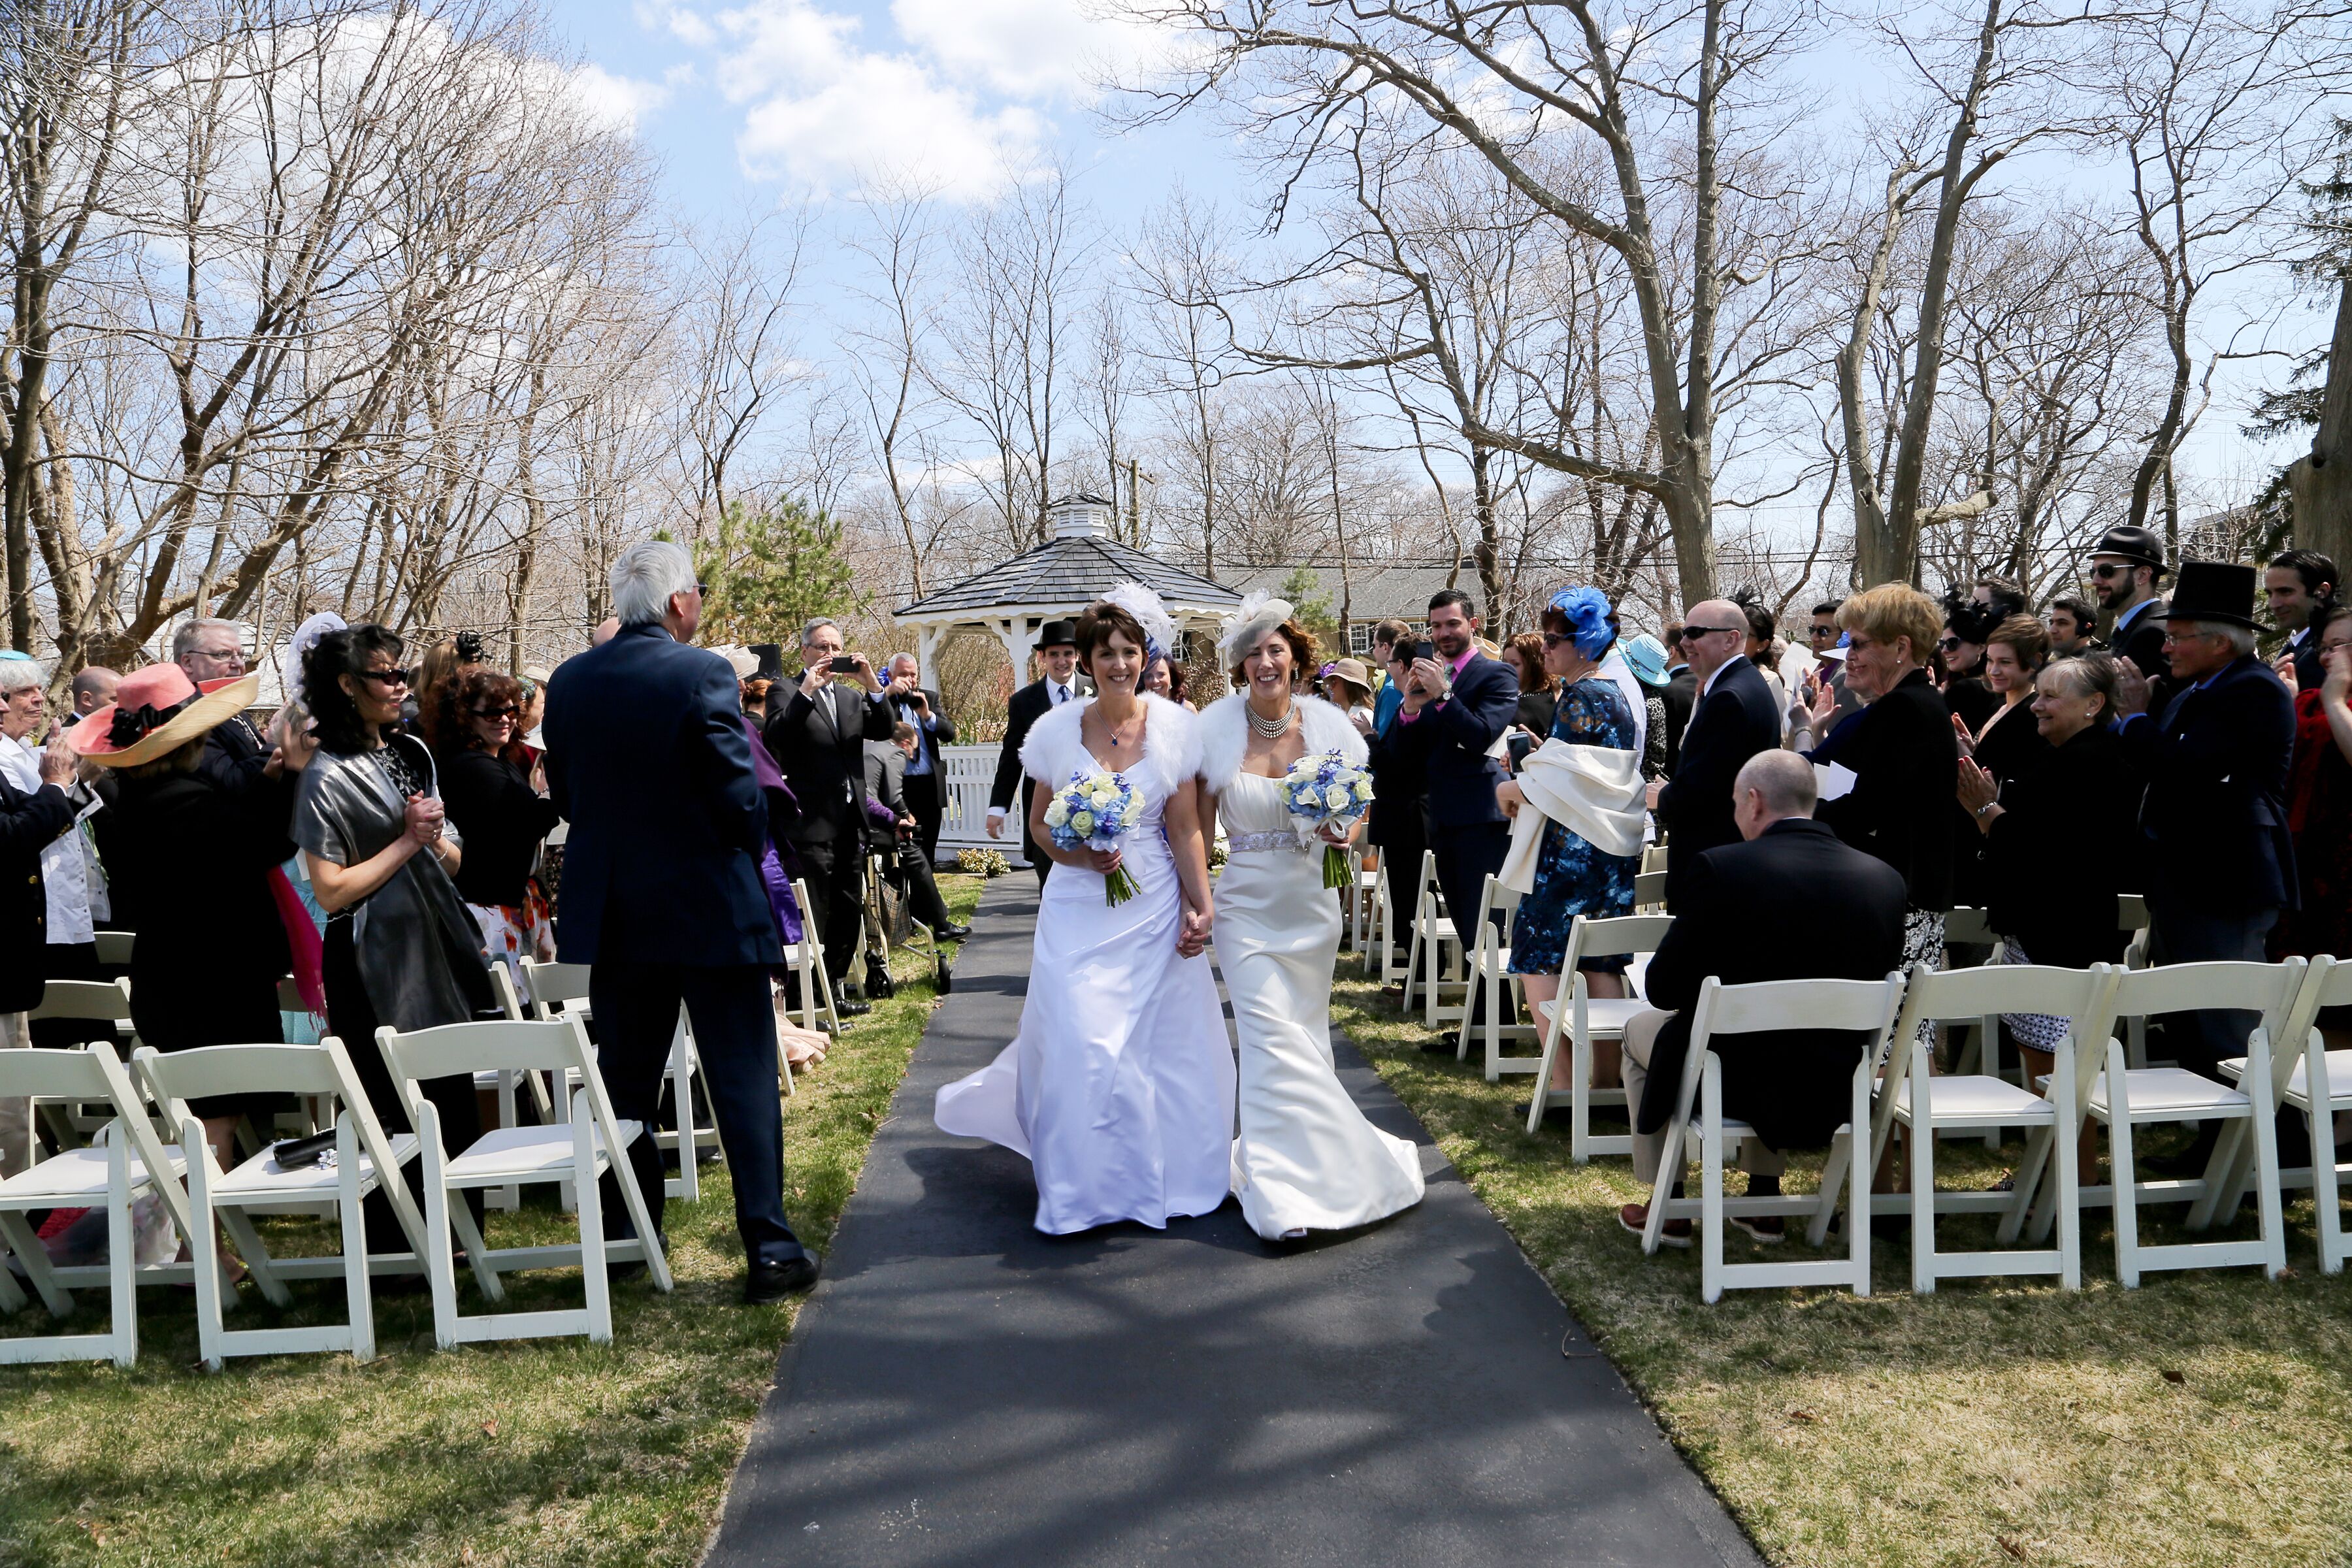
[
  {"left": 1200, "top": 596, "right": 1426, "bottom": 1241},
  {"left": 934, "top": 593, "right": 1233, "bottom": 1235}
]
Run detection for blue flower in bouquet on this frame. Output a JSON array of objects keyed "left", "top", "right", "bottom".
[
  {"left": 1043, "top": 766, "right": 1146, "bottom": 904},
  {"left": 1277, "top": 749, "right": 1375, "bottom": 888}
]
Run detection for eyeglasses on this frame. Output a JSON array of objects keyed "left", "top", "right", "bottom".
[
  {"left": 355, "top": 666, "right": 413, "bottom": 687},
  {"left": 694, "top": 581, "right": 709, "bottom": 596},
  {"left": 1675, "top": 624, "right": 1740, "bottom": 643},
  {"left": 472, "top": 704, "right": 518, "bottom": 720}
]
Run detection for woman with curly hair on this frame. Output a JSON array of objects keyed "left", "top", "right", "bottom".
[{"left": 427, "top": 664, "right": 562, "bottom": 986}]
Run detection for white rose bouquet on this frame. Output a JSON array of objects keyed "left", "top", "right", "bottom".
[
  {"left": 1043, "top": 766, "right": 1147, "bottom": 905},
  {"left": 1278, "top": 748, "right": 1375, "bottom": 889}
]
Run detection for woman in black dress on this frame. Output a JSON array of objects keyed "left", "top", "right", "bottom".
[
  {"left": 1951, "top": 614, "right": 2051, "bottom": 909},
  {"left": 427, "top": 666, "right": 561, "bottom": 988},
  {"left": 72, "top": 663, "right": 306, "bottom": 1166}
]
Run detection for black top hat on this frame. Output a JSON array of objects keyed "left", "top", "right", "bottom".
[
  {"left": 1037, "top": 619, "right": 1079, "bottom": 649},
  {"left": 2157, "top": 560, "right": 2260, "bottom": 629},
  {"left": 748, "top": 642, "right": 785, "bottom": 681},
  {"left": 2088, "top": 524, "right": 2167, "bottom": 574}
]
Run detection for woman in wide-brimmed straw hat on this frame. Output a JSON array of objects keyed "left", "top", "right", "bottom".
[
  {"left": 1317, "top": 657, "right": 1377, "bottom": 733},
  {"left": 73, "top": 661, "right": 310, "bottom": 1166}
]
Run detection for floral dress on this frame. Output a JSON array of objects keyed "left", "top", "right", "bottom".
[{"left": 1507, "top": 676, "right": 1639, "bottom": 977}]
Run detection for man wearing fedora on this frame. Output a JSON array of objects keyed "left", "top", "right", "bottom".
[
  {"left": 2113, "top": 559, "right": 2297, "bottom": 1168},
  {"left": 2087, "top": 524, "right": 2173, "bottom": 701},
  {"left": 988, "top": 621, "right": 1085, "bottom": 888}
]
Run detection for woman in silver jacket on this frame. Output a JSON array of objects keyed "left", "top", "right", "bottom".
[{"left": 293, "top": 623, "right": 497, "bottom": 1256}]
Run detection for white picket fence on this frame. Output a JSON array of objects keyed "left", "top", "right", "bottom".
[{"left": 936, "top": 743, "right": 1030, "bottom": 867}]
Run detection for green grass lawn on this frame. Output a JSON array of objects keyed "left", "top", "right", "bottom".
[
  {"left": 0, "top": 874, "right": 985, "bottom": 1568},
  {"left": 1332, "top": 956, "right": 2352, "bottom": 1568}
]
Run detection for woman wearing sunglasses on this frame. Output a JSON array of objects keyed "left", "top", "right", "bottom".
[
  {"left": 427, "top": 664, "right": 562, "bottom": 989},
  {"left": 294, "top": 623, "right": 499, "bottom": 1259}
]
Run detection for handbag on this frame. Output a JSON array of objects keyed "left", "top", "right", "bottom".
[{"left": 268, "top": 1129, "right": 338, "bottom": 1171}]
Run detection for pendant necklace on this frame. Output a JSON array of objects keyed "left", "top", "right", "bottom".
[{"left": 1249, "top": 698, "right": 1295, "bottom": 740}]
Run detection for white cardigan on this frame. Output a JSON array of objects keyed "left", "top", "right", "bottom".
[
  {"left": 1019, "top": 691, "right": 1201, "bottom": 798},
  {"left": 1195, "top": 692, "right": 1368, "bottom": 797}
]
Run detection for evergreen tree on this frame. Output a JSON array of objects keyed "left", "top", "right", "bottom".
[{"left": 662, "top": 498, "right": 867, "bottom": 645}]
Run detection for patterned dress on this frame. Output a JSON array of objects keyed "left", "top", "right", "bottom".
[{"left": 1507, "top": 676, "right": 1640, "bottom": 977}]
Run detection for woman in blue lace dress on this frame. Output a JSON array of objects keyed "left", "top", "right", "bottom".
[{"left": 1495, "top": 589, "right": 1644, "bottom": 1108}]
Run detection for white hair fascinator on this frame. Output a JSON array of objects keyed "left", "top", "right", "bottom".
[
  {"left": 1218, "top": 589, "right": 1294, "bottom": 663},
  {"left": 1101, "top": 580, "right": 1177, "bottom": 663},
  {"left": 285, "top": 612, "right": 348, "bottom": 706}
]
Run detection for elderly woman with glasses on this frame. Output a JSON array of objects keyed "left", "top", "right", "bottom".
[
  {"left": 295, "top": 623, "right": 498, "bottom": 1257},
  {"left": 1493, "top": 589, "right": 1646, "bottom": 1112},
  {"left": 426, "top": 664, "right": 561, "bottom": 987}
]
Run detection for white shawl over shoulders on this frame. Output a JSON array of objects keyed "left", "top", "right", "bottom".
[
  {"left": 1497, "top": 738, "right": 1646, "bottom": 894},
  {"left": 1019, "top": 692, "right": 1200, "bottom": 799},
  {"left": 1196, "top": 692, "right": 1368, "bottom": 796}
]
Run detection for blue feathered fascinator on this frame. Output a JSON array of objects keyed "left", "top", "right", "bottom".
[{"left": 1546, "top": 586, "right": 1616, "bottom": 659}]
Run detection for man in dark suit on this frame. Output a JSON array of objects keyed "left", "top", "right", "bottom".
[
  {"left": 1, "top": 730, "right": 76, "bottom": 1177},
  {"left": 1659, "top": 623, "right": 1696, "bottom": 775},
  {"left": 2113, "top": 561, "right": 2297, "bottom": 1168},
  {"left": 1649, "top": 598, "right": 1782, "bottom": 894},
  {"left": 174, "top": 617, "right": 293, "bottom": 861},
  {"left": 2089, "top": 524, "right": 2174, "bottom": 710},
  {"left": 1392, "top": 590, "right": 1520, "bottom": 1046},
  {"left": 883, "top": 651, "right": 956, "bottom": 867},
  {"left": 764, "top": 617, "right": 894, "bottom": 1012},
  {"left": 1618, "top": 751, "right": 1908, "bottom": 1245},
  {"left": 987, "top": 620, "right": 1082, "bottom": 887},
  {"left": 2266, "top": 549, "right": 2338, "bottom": 693},
  {"left": 542, "top": 539, "right": 819, "bottom": 1301}
]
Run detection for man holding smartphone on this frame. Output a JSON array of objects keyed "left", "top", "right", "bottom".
[{"left": 764, "top": 618, "right": 894, "bottom": 1014}]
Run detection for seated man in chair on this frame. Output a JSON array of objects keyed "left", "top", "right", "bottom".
[{"left": 1618, "top": 750, "right": 1908, "bottom": 1245}]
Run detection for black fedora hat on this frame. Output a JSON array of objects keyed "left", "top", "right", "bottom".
[
  {"left": 1037, "top": 619, "right": 1078, "bottom": 649},
  {"left": 2157, "top": 560, "right": 2260, "bottom": 629},
  {"left": 2087, "top": 523, "right": 2167, "bottom": 574},
  {"left": 748, "top": 642, "right": 785, "bottom": 681}
]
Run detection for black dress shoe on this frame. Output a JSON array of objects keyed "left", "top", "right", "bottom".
[
  {"left": 834, "top": 998, "right": 873, "bottom": 1019},
  {"left": 745, "top": 1254, "right": 822, "bottom": 1303},
  {"left": 937, "top": 923, "right": 973, "bottom": 941},
  {"left": 1419, "top": 1036, "right": 1461, "bottom": 1056}
]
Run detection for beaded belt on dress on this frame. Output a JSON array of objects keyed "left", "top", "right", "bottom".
[{"left": 1226, "top": 831, "right": 1308, "bottom": 855}]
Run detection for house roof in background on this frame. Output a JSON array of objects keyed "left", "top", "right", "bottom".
[
  {"left": 897, "top": 535, "right": 1242, "bottom": 621},
  {"left": 1224, "top": 560, "right": 1475, "bottom": 621}
]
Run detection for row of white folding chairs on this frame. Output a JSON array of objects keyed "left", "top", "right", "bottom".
[
  {"left": 0, "top": 1018, "right": 672, "bottom": 1367},
  {"left": 1455, "top": 870, "right": 1665, "bottom": 1076},
  {"left": 1633, "top": 956, "right": 2344, "bottom": 1303}
]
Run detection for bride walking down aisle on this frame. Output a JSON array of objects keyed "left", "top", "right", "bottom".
[
  {"left": 934, "top": 591, "right": 1233, "bottom": 1235},
  {"left": 1201, "top": 596, "right": 1426, "bottom": 1243}
]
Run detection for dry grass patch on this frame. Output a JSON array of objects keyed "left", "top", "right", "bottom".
[
  {"left": 0, "top": 875, "right": 985, "bottom": 1568},
  {"left": 1333, "top": 959, "right": 2352, "bottom": 1568}
]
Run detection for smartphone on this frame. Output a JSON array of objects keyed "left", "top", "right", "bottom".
[
  {"left": 829, "top": 655, "right": 858, "bottom": 674},
  {"left": 1507, "top": 730, "right": 1536, "bottom": 769},
  {"left": 1413, "top": 640, "right": 1437, "bottom": 664}
]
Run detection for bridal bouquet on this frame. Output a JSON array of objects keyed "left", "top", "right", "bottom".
[
  {"left": 1279, "top": 749, "right": 1375, "bottom": 889},
  {"left": 1043, "top": 767, "right": 1146, "bottom": 905}
]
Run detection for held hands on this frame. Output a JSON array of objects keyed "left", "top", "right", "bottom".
[{"left": 1176, "top": 901, "right": 1213, "bottom": 959}]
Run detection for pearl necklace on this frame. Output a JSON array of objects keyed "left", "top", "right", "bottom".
[{"left": 1248, "top": 697, "right": 1295, "bottom": 740}]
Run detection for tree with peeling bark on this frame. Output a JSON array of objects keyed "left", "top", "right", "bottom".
[{"left": 1120, "top": 0, "right": 1828, "bottom": 610}]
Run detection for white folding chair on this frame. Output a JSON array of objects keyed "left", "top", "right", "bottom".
[
  {"left": 515, "top": 960, "right": 711, "bottom": 1203},
  {"left": 1525, "top": 913, "right": 1673, "bottom": 1157},
  {"left": 135, "top": 1039, "right": 431, "bottom": 1369},
  {"left": 782, "top": 876, "right": 841, "bottom": 1035},
  {"left": 91, "top": 930, "right": 135, "bottom": 970},
  {"left": 0, "top": 1043, "right": 192, "bottom": 1366},
  {"left": 374, "top": 1015, "right": 673, "bottom": 1348},
  {"left": 1454, "top": 876, "right": 1531, "bottom": 1070},
  {"left": 2031, "top": 960, "right": 2302, "bottom": 1286},
  {"left": 1631, "top": 869, "right": 1669, "bottom": 913},
  {"left": 1639, "top": 843, "right": 1668, "bottom": 876},
  {"left": 1375, "top": 858, "right": 1414, "bottom": 988},
  {"left": 1401, "top": 852, "right": 1465, "bottom": 1026},
  {"left": 1809, "top": 963, "right": 2115, "bottom": 1293},
  {"left": 1642, "top": 974, "right": 1906, "bottom": 1303},
  {"left": 26, "top": 978, "right": 137, "bottom": 1151},
  {"left": 2214, "top": 955, "right": 2352, "bottom": 1273}
]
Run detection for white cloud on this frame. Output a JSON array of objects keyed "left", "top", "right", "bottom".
[
  {"left": 635, "top": 1, "right": 718, "bottom": 49},
  {"left": 568, "top": 61, "right": 672, "bottom": 133},
  {"left": 890, "top": 0, "right": 1153, "bottom": 101}
]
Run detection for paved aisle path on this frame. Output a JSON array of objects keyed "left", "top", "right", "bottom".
[{"left": 706, "top": 877, "right": 1759, "bottom": 1568}]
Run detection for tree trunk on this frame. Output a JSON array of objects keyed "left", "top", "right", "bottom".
[{"left": 2289, "top": 275, "right": 2352, "bottom": 568}]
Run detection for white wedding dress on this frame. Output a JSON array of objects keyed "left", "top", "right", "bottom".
[
  {"left": 934, "top": 693, "right": 1235, "bottom": 1235},
  {"left": 1203, "top": 697, "right": 1426, "bottom": 1241}
]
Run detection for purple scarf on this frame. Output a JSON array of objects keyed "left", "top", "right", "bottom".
[{"left": 742, "top": 717, "right": 806, "bottom": 949}]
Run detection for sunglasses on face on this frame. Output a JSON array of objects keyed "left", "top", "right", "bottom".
[
  {"left": 473, "top": 705, "right": 518, "bottom": 720},
  {"left": 1541, "top": 632, "right": 1575, "bottom": 649},
  {"left": 1676, "top": 625, "right": 1740, "bottom": 643},
  {"left": 355, "top": 666, "right": 412, "bottom": 687},
  {"left": 2089, "top": 564, "right": 2131, "bottom": 581},
  {"left": 1939, "top": 636, "right": 1963, "bottom": 652}
]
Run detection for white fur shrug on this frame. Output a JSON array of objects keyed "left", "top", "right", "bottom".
[
  {"left": 1195, "top": 692, "right": 1369, "bottom": 796},
  {"left": 1017, "top": 691, "right": 1201, "bottom": 797}
]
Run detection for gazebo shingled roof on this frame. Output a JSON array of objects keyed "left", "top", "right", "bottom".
[{"left": 893, "top": 496, "right": 1241, "bottom": 678}]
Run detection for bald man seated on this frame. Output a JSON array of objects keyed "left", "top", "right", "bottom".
[{"left": 1618, "top": 751, "right": 1907, "bottom": 1246}]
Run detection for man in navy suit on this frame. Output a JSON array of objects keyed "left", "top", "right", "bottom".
[
  {"left": 1648, "top": 598, "right": 1783, "bottom": 898},
  {"left": 1392, "top": 589, "right": 1520, "bottom": 1048},
  {"left": 2113, "top": 560, "right": 2297, "bottom": 1170},
  {"left": 544, "top": 540, "right": 818, "bottom": 1302}
]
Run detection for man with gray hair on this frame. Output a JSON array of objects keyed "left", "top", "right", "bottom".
[
  {"left": 174, "top": 617, "right": 279, "bottom": 822},
  {"left": 762, "top": 614, "right": 892, "bottom": 1013},
  {"left": 544, "top": 538, "right": 821, "bottom": 1302},
  {"left": 1614, "top": 747, "right": 1908, "bottom": 1247},
  {"left": 2112, "top": 560, "right": 2296, "bottom": 1175}
]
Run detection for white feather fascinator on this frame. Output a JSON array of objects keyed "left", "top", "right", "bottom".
[
  {"left": 1101, "top": 580, "right": 1177, "bottom": 662},
  {"left": 284, "top": 612, "right": 348, "bottom": 706},
  {"left": 1218, "top": 589, "right": 1294, "bottom": 664}
]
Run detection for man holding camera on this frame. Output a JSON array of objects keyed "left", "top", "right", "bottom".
[{"left": 764, "top": 617, "right": 894, "bottom": 1015}]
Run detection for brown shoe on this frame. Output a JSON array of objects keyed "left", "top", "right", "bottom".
[{"left": 1620, "top": 1202, "right": 1691, "bottom": 1249}]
